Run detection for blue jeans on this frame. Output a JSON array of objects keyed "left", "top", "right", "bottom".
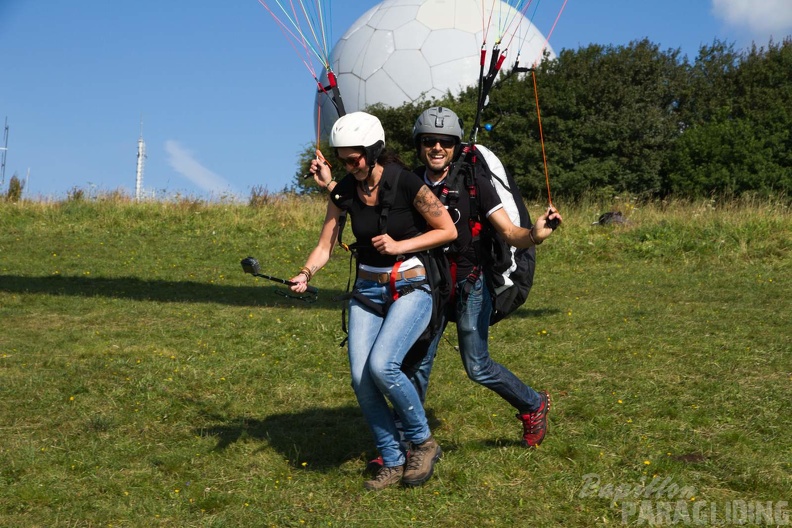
[
  {"left": 347, "top": 275, "right": 433, "bottom": 467},
  {"left": 409, "top": 274, "right": 541, "bottom": 413}
]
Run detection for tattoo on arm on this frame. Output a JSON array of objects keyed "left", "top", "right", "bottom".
[{"left": 415, "top": 186, "right": 444, "bottom": 218}]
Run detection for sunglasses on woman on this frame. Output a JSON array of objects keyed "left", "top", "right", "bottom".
[{"left": 337, "top": 153, "right": 364, "bottom": 167}]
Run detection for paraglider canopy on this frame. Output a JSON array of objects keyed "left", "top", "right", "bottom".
[{"left": 313, "top": 0, "right": 565, "bottom": 139}]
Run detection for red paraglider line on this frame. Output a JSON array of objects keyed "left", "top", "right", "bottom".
[
  {"left": 483, "top": 0, "right": 497, "bottom": 45},
  {"left": 502, "top": 0, "right": 536, "bottom": 52},
  {"left": 258, "top": 0, "right": 327, "bottom": 77},
  {"left": 532, "top": 0, "right": 568, "bottom": 66},
  {"left": 258, "top": 0, "right": 320, "bottom": 79}
]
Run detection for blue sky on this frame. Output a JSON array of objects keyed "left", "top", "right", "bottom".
[{"left": 1, "top": 0, "right": 791, "bottom": 200}]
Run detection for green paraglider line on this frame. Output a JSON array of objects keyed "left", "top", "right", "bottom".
[
  {"left": 257, "top": 0, "right": 344, "bottom": 125},
  {"left": 257, "top": 0, "right": 338, "bottom": 76}
]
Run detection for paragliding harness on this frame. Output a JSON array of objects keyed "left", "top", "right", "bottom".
[
  {"left": 334, "top": 164, "right": 452, "bottom": 367},
  {"left": 438, "top": 143, "right": 536, "bottom": 325},
  {"left": 438, "top": 37, "right": 537, "bottom": 324}
]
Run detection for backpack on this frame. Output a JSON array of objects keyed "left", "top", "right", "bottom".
[
  {"left": 334, "top": 164, "right": 452, "bottom": 367},
  {"left": 445, "top": 144, "right": 537, "bottom": 325}
]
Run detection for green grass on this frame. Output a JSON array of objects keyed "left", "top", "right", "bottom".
[{"left": 0, "top": 196, "right": 789, "bottom": 527}]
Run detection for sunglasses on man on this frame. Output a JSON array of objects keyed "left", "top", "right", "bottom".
[{"left": 420, "top": 136, "right": 457, "bottom": 149}]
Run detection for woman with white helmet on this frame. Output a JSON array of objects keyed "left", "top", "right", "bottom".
[{"left": 289, "top": 111, "right": 456, "bottom": 490}]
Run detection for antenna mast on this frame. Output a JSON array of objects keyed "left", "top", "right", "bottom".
[
  {"left": 1, "top": 117, "right": 8, "bottom": 188},
  {"left": 135, "top": 115, "right": 146, "bottom": 201}
]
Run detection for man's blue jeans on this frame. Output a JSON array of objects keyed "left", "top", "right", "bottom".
[
  {"left": 410, "top": 274, "right": 541, "bottom": 413},
  {"left": 347, "top": 275, "right": 433, "bottom": 468}
]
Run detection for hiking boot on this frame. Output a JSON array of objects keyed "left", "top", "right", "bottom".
[
  {"left": 366, "top": 455, "right": 384, "bottom": 475},
  {"left": 363, "top": 464, "right": 404, "bottom": 491},
  {"left": 402, "top": 436, "right": 442, "bottom": 487},
  {"left": 517, "top": 391, "right": 550, "bottom": 448}
]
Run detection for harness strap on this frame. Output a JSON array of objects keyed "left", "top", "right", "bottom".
[
  {"left": 339, "top": 249, "right": 358, "bottom": 347},
  {"left": 389, "top": 260, "right": 403, "bottom": 301},
  {"left": 462, "top": 265, "right": 481, "bottom": 299},
  {"left": 449, "top": 259, "right": 458, "bottom": 303},
  {"left": 337, "top": 212, "right": 350, "bottom": 252}
]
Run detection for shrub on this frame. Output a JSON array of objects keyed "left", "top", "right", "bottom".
[{"left": 5, "top": 173, "right": 23, "bottom": 202}]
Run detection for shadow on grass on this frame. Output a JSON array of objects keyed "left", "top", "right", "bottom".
[
  {"left": 0, "top": 274, "right": 347, "bottom": 309},
  {"left": 0, "top": 274, "right": 565, "bottom": 317},
  {"left": 506, "top": 307, "right": 564, "bottom": 319},
  {"left": 196, "top": 406, "right": 443, "bottom": 472}
]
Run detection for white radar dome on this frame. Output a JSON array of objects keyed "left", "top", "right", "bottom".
[{"left": 316, "top": 0, "right": 555, "bottom": 138}]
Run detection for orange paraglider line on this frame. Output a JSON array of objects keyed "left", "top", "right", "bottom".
[
  {"left": 311, "top": 84, "right": 333, "bottom": 169},
  {"left": 531, "top": 69, "right": 554, "bottom": 209},
  {"left": 315, "top": 103, "right": 322, "bottom": 152},
  {"left": 313, "top": 103, "right": 330, "bottom": 167}
]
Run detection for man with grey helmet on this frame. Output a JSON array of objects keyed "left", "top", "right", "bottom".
[{"left": 409, "top": 106, "right": 562, "bottom": 448}]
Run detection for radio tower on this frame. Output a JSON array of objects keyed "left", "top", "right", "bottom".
[
  {"left": 1, "top": 117, "right": 8, "bottom": 188},
  {"left": 135, "top": 116, "right": 146, "bottom": 201}
]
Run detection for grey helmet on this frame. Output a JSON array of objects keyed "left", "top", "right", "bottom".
[{"left": 413, "top": 106, "right": 464, "bottom": 144}]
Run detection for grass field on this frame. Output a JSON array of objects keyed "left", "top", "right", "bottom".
[{"left": 0, "top": 195, "right": 789, "bottom": 527}]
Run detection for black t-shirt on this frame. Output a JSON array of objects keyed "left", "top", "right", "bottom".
[
  {"left": 416, "top": 164, "right": 503, "bottom": 279},
  {"left": 331, "top": 164, "right": 427, "bottom": 267}
]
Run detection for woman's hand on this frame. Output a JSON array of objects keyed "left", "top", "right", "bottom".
[
  {"left": 288, "top": 272, "right": 310, "bottom": 293},
  {"left": 371, "top": 234, "right": 404, "bottom": 256},
  {"left": 309, "top": 157, "right": 333, "bottom": 189}
]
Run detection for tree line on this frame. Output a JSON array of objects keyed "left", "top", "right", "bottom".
[{"left": 294, "top": 37, "right": 791, "bottom": 201}]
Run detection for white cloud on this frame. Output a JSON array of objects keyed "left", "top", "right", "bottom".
[
  {"left": 164, "top": 140, "right": 238, "bottom": 197},
  {"left": 712, "top": 0, "right": 792, "bottom": 36}
]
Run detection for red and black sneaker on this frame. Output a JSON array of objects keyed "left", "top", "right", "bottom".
[{"left": 516, "top": 391, "right": 550, "bottom": 448}]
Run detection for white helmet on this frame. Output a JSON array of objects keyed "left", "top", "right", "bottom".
[{"left": 330, "top": 112, "right": 385, "bottom": 166}]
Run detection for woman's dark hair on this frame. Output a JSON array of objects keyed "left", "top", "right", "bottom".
[{"left": 376, "top": 149, "right": 407, "bottom": 169}]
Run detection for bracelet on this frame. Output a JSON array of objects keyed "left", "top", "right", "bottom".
[
  {"left": 324, "top": 180, "right": 335, "bottom": 191},
  {"left": 529, "top": 228, "right": 543, "bottom": 246},
  {"left": 298, "top": 266, "right": 313, "bottom": 282}
]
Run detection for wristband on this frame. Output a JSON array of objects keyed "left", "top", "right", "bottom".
[
  {"left": 529, "top": 228, "right": 543, "bottom": 246},
  {"left": 299, "top": 266, "right": 313, "bottom": 282}
]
